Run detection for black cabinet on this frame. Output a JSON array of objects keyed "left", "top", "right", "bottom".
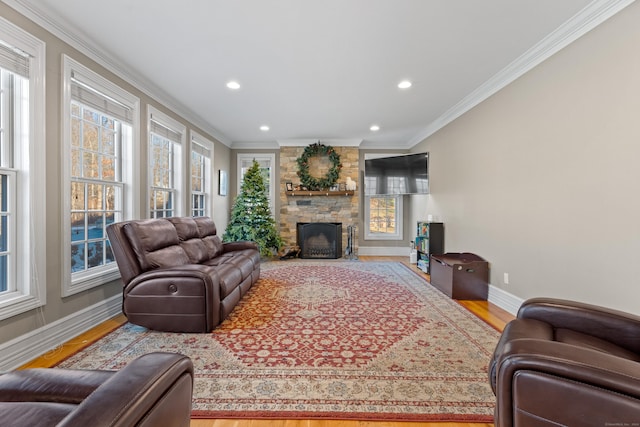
[{"left": 415, "top": 222, "right": 444, "bottom": 273}]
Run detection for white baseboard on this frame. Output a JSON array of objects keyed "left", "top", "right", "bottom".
[
  {"left": 488, "top": 285, "right": 523, "bottom": 316},
  {"left": 358, "top": 246, "right": 411, "bottom": 256},
  {"left": 0, "top": 294, "right": 123, "bottom": 372}
]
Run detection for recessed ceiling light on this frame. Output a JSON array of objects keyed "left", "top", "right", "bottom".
[
  {"left": 398, "top": 80, "right": 412, "bottom": 89},
  {"left": 370, "top": 125, "right": 380, "bottom": 131},
  {"left": 226, "top": 81, "right": 241, "bottom": 90},
  {"left": 260, "top": 125, "right": 270, "bottom": 131}
]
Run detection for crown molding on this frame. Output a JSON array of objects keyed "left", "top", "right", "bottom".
[
  {"left": 2, "top": 0, "right": 232, "bottom": 147},
  {"left": 408, "top": 0, "right": 636, "bottom": 147}
]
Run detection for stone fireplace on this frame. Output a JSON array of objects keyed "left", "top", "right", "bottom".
[{"left": 279, "top": 146, "right": 359, "bottom": 257}]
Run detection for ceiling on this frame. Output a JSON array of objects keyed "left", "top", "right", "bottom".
[{"left": 6, "top": 0, "right": 610, "bottom": 148}]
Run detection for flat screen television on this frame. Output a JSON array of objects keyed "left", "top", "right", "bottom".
[{"left": 364, "top": 152, "right": 429, "bottom": 195}]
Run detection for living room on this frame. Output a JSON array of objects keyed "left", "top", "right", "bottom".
[{"left": 0, "top": 0, "right": 638, "bottom": 409}]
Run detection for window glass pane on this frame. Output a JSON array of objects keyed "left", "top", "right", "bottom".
[
  {"left": 82, "top": 122, "right": 99, "bottom": 151},
  {"left": 0, "top": 216, "right": 6, "bottom": 252},
  {"left": 102, "top": 156, "right": 115, "bottom": 181},
  {"left": 105, "top": 185, "right": 116, "bottom": 211},
  {"left": 87, "top": 241, "right": 103, "bottom": 268},
  {"left": 71, "top": 182, "right": 85, "bottom": 210},
  {"left": 71, "top": 213, "right": 85, "bottom": 241},
  {"left": 0, "top": 255, "right": 6, "bottom": 293},
  {"left": 71, "top": 243, "right": 85, "bottom": 272},
  {"left": 83, "top": 152, "right": 99, "bottom": 178},
  {"left": 88, "top": 213, "right": 103, "bottom": 239},
  {"left": 87, "top": 183, "right": 103, "bottom": 210},
  {"left": 71, "top": 117, "right": 80, "bottom": 147},
  {"left": 105, "top": 240, "right": 114, "bottom": 263},
  {"left": 102, "top": 130, "right": 115, "bottom": 155},
  {"left": 71, "top": 148, "right": 81, "bottom": 177}
]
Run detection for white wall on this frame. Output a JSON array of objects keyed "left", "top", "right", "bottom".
[{"left": 411, "top": 1, "right": 640, "bottom": 314}]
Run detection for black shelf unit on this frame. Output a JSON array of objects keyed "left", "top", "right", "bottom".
[{"left": 415, "top": 222, "right": 444, "bottom": 273}]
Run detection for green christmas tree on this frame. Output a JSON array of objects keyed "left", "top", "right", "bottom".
[{"left": 223, "top": 160, "right": 282, "bottom": 257}]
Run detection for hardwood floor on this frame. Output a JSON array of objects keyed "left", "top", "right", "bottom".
[{"left": 21, "top": 256, "right": 513, "bottom": 427}]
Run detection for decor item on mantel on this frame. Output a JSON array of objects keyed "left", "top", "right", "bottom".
[
  {"left": 297, "top": 141, "right": 342, "bottom": 190},
  {"left": 345, "top": 176, "right": 356, "bottom": 191}
]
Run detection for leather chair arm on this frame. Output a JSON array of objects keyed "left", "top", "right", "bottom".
[
  {"left": 57, "top": 352, "right": 193, "bottom": 427},
  {"left": 497, "top": 339, "right": 640, "bottom": 399},
  {"left": 517, "top": 298, "right": 640, "bottom": 353},
  {"left": 222, "top": 241, "right": 259, "bottom": 252},
  {"left": 126, "top": 264, "right": 221, "bottom": 296},
  {"left": 0, "top": 369, "right": 114, "bottom": 403}
]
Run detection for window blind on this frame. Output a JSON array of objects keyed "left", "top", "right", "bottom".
[
  {"left": 0, "top": 42, "right": 29, "bottom": 78},
  {"left": 191, "top": 140, "right": 211, "bottom": 157},
  {"left": 71, "top": 71, "right": 133, "bottom": 124},
  {"left": 150, "top": 115, "right": 182, "bottom": 143}
]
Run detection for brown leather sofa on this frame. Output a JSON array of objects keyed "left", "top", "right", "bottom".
[
  {"left": 489, "top": 297, "right": 640, "bottom": 426},
  {"left": 107, "top": 216, "right": 260, "bottom": 332},
  {"left": 0, "top": 352, "right": 193, "bottom": 427}
]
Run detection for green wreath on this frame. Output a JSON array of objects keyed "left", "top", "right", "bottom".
[{"left": 296, "top": 142, "right": 342, "bottom": 190}]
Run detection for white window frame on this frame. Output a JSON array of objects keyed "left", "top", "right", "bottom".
[
  {"left": 190, "top": 130, "right": 214, "bottom": 217},
  {"left": 364, "top": 153, "right": 403, "bottom": 241},
  {"left": 147, "top": 105, "right": 185, "bottom": 218},
  {"left": 0, "top": 17, "right": 46, "bottom": 319},
  {"left": 237, "top": 153, "right": 276, "bottom": 209},
  {"left": 61, "top": 55, "right": 140, "bottom": 297},
  {"left": 364, "top": 195, "right": 404, "bottom": 240}
]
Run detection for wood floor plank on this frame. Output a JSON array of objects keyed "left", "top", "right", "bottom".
[{"left": 21, "top": 256, "right": 510, "bottom": 427}]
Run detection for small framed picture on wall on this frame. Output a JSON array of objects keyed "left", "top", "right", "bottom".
[
  {"left": 286, "top": 182, "right": 293, "bottom": 191},
  {"left": 219, "top": 170, "right": 228, "bottom": 196}
]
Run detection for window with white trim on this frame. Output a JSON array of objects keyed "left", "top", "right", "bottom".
[
  {"left": 62, "top": 55, "right": 139, "bottom": 296},
  {"left": 0, "top": 18, "right": 46, "bottom": 319},
  {"left": 237, "top": 153, "right": 275, "bottom": 209},
  {"left": 364, "top": 153, "right": 403, "bottom": 240},
  {"left": 364, "top": 195, "right": 403, "bottom": 240},
  {"left": 148, "top": 106, "right": 184, "bottom": 218},
  {"left": 190, "top": 131, "right": 213, "bottom": 217}
]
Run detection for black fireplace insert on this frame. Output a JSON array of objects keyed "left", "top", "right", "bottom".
[{"left": 297, "top": 222, "right": 342, "bottom": 259}]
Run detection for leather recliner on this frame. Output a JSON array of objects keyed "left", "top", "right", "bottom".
[
  {"left": 0, "top": 352, "right": 194, "bottom": 427},
  {"left": 489, "top": 297, "right": 640, "bottom": 426}
]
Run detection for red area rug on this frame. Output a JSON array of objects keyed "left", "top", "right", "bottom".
[{"left": 57, "top": 261, "right": 499, "bottom": 422}]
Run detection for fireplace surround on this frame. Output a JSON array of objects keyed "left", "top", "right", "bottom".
[{"left": 297, "top": 222, "right": 342, "bottom": 259}]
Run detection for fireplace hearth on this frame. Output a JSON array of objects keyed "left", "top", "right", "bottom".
[{"left": 297, "top": 222, "right": 342, "bottom": 259}]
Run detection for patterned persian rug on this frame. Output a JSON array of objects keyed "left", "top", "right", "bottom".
[{"left": 57, "top": 261, "right": 500, "bottom": 422}]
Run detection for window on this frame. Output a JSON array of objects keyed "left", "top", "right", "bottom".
[
  {"left": 148, "top": 107, "right": 185, "bottom": 218},
  {"left": 364, "top": 153, "right": 403, "bottom": 240},
  {"left": 190, "top": 131, "right": 213, "bottom": 217},
  {"left": 0, "top": 18, "right": 46, "bottom": 319},
  {"left": 62, "top": 55, "right": 139, "bottom": 296},
  {"left": 237, "top": 153, "right": 275, "bottom": 209},
  {"left": 364, "top": 195, "right": 403, "bottom": 240}
]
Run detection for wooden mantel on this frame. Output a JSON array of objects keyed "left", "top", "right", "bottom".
[{"left": 285, "top": 190, "right": 355, "bottom": 197}]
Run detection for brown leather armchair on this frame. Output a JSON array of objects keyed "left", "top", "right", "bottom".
[
  {"left": 0, "top": 352, "right": 193, "bottom": 427},
  {"left": 489, "top": 297, "right": 640, "bottom": 426}
]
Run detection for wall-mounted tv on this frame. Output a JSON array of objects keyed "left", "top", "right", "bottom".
[{"left": 364, "top": 152, "right": 429, "bottom": 195}]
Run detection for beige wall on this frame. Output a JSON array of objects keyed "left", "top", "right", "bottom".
[
  {"left": 0, "top": 4, "right": 231, "bottom": 344},
  {"left": 411, "top": 1, "right": 640, "bottom": 314}
]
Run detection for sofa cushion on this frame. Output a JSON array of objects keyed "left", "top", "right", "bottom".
[
  {"left": 213, "top": 263, "right": 243, "bottom": 298},
  {"left": 168, "top": 217, "right": 210, "bottom": 263},
  {"left": 194, "top": 217, "right": 225, "bottom": 258},
  {"left": 203, "top": 235, "right": 224, "bottom": 258},
  {"left": 123, "top": 220, "right": 189, "bottom": 271}
]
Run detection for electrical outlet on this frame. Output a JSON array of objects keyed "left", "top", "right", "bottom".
[{"left": 503, "top": 273, "right": 509, "bottom": 285}]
